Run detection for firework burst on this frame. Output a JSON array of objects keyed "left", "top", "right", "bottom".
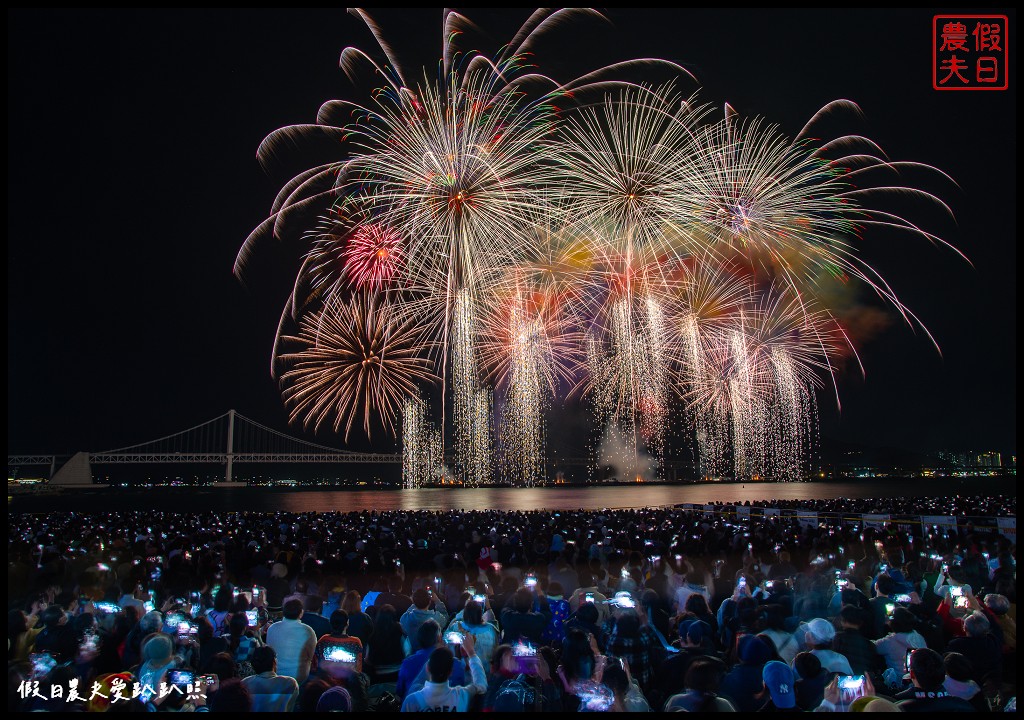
[{"left": 279, "top": 295, "right": 436, "bottom": 441}]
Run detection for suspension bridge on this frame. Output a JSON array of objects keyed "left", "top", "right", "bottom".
[{"left": 8, "top": 410, "right": 401, "bottom": 486}]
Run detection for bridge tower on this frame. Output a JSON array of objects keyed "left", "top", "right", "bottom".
[{"left": 225, "top": 409, "right": 235, "bottom": 483}]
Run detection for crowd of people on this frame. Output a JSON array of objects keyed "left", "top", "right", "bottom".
[{"left": 7, "top": 493, "right": 1016, "bottom": 712}]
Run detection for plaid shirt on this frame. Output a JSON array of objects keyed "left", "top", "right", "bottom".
[
  {"left": 605, "top": 625, "right": 662, "bottom": 690},
  {"left": 234, "top": 634, "right": 262, "bottom": 664}
]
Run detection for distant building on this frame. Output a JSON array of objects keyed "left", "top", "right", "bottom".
[{"left": 976, "top": 451, "right": 1002, "bottom": 468}]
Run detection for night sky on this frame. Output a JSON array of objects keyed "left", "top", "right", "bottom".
[{"left": 7, "top": 9, "right": 1016, "bottom": 460}]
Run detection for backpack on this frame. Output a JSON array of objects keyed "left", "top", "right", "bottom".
[{"left": 493, "top": 674, "right": 550, "bottom": 712}]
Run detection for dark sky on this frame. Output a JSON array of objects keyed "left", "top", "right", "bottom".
[{"left": 7, "top": 8, "right": 1016, "bottom": 459}]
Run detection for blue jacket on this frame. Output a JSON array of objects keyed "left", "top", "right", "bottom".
[{"left": 397, "top": 647, "right": 466, "bottom": 699}]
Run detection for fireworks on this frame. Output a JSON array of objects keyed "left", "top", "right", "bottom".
[
  {"left": 279, "top": 295, "right": 436, "bottom": 441},
  {"left": 402, "top": 396, "right": 442, "bottom": 488},
  {"left": 241, "top": 9, "right": 960, "bottom": 484}
]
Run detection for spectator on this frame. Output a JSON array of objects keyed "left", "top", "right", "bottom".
[
  {"left": 942, "top": 651, "right": 988, "bottom": 712},
  {"left": 265, "top": 564, "right": 291, "bottom": 610},
  {"left": 565, "top": 601, "right": 605, "bottom": 652},
  {"left": 342, "top": 590, "right": 375, "bottom": 647},
  {"left": 315, "top": 609, "right": 365, "bottom": 675},
  {"left": 400, "top": 634, "right": 487, "bottom": 712},
  {"left": 803, "top": 618, "right": 853, "bottom": 675},
  {"left": 541, "top": 582, "right": 571, "bottom": 645},
  {"left": 894, "top": 647, "right": 974, "bottom": 712},
  {"left": 793, "top": 652, "right": 830, "bottom": 711},
  {"left": 208, "top": 677, "right": 252, "bottom": 712},
  {"left": 760, "top": 660, "right": 798, "bottom": 711},
  {"left": 30, "top": 604, "right": 71, "bottom": 663},
  {"left": 652, "top": 619, "right": 717, "bottom": 704},
  {"left": 241, "top": 645, "right": 300, "bottom": 712},
  {"left": 866, "top": 573, "right": 898, "bottom": 640},
  {"left": 195, "top": 615, "right": 229, "bottom": 671},
  {"left": 207, "top": 587, "right": 233, "bottom": 637},
  {"left": 947, "top": 610, "right": 1002, "bottom": 686},
  {"left": 295, "top": 677, "right": 333, "bottom": 712},
  {"left": 397, "top": 619, "right": 465, "bottom": 700},
  {"left": 720, "top": 634, "right": 773, "bottom": 712},
  {"left": 832, "top": 605, "right": 883, "bottom": 676},
  {"left": 500, "top": 587, "right": 552, "bottom": 646},
  {"left": 225, "top": 612, "right": 261, "bottom": 677},
  {"left": 758, "top": 605, "right": 798, "bottom": 664},
  {"left": 316, "top": 685, "right": 354, "bottom": 712},
  {"left": 449, "top": 600, "right": 499, "bottom": 666},
  {"left": 556, "top": 627, "right": 607, "bottom": 711},
  {"left": 365, "top": 603, "right": 405, "bottom": 681},
  {"left": 873, "top": 606, "right": 927, "bottom": 675},
  {"left": 299, "top": 595, "right": 331, "bottom": 639},
  {"left": 664, "top": 656, "right": 736, "bottom": 712},
  {"left": 8, "top": 606, "right": 42, "bottom": 663},
  {"left": 136, "top": 633, "right": 178, "bottom": 698},
  {"left": 401, "top": 588, "right": 449, "bottom": 652},
  {"left": 604, "top": 608, "right": 661, "bottom": 691},
  {"left": 375, "top": 578, "right": 414, "bottom": 616},
  {"left": 266, "top": 599, "right": 317, "bottom": 684},
  {"left": 283, "top": 578, "right": 325, "bottom": 614}
]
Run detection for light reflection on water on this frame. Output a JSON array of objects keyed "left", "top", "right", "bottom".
[{"left": 9, "top": 478, "right": 1013, "bottom": 514}]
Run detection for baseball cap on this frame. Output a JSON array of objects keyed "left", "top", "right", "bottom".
[
  {"left": 762, "top": 661, "right": 796, "bottom": 709},
  {"left": 805, "top": 618, "right": 836, "bottom": 644}
]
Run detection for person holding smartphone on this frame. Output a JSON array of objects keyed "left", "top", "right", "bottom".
[
  {"left": 400, "top": 632, "right": 487, "bottom": 712},
  {"left": 447, "top": 600, "right": 499, "bottom": 666},
  {"left": 872, "top": 607, "right": 926, "bottom": 675},
  {"left": 400, "top": 588, "right": 450, "bottom": 653},
  {"left": 314, "top": 610, "right": 365, "bottom": 675},
  {"left": 226, "top": 612, "right": 263, "bottom": 677},
  {"left": 892, "top": 647, "right": 974, "bottom": 712}
]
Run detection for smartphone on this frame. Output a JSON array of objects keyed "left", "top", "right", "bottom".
[
  {"left": 79, "top": 634, "right": 98, "bottom": 655},
  {"left": 953, "top": 595, "right": 970, "bottom": 610},
  {"left": 177, "top": 621, "right": 192, "bottom": 639},
  {"left": 941, "top": 563, "right": 949, "bottom": 574},
  {"left": 904, "top": 648, "right": 914, "bottom": 673},
  {"left": 93, "top": 601, "right": 121, "bottom": 615},
  {"left": 252, "top": 587, "right": 260, "bottom": 598},
  {"left": 737, "top": 578, "right": 747, "bottom": 589},
  {"left": 197, "top": 674, "right": 217, "bottom": 687},
  {"left": 894, "top": 594, "right": 912, "bottom": 604},
  {"left": 30, "top": 652, "right": 57, "bottom": 678},
  {"left": 168, "top": 669, "right": 195, "bottom": 687},
  {"left": 615, "top": 596, "right": 636, "bottom": 609},
  {"left": 473, "top": 594, "right": 486, "bottom": 605},
  {"left": 764, "top": 580, "right": 775, "bottom": 591},
  {"left": 524, "top": 576, "right": 538, "bottom": 588},
  {"left": 323, "top": 645, "right": 357, "bottom": 663},
  {"left": 584, "top": 592, "right": 596, "bottom": 604},
  {"left": 847, "top": 560, "right": 856, "bottom": 571},
  {"left": 143, "top": 600, "right": 156, "bottom": 613},
  {"left": 245, "top": 609, "right": 258, "bottom": 627},
  {"left": 839, "top": 675, "right": 865, "bottom": 692},
  {"left": 512, "top": 641, "right": 538, "bottom": 673},
  {"left": 885, "top": 602, "right": 896, "bottom": 619},
  {"left": 445, "top": 631, "right": 464, "bottom": 646},
  {"left": 190, "top": 591, "right": 200, "bottom": 603},
  {"left": 949, "top": 586, "right": 963, "bottom": 597}
]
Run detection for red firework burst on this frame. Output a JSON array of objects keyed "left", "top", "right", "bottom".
[{"left": 343, "top": 223, "right": 403, "bottom": 292}]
